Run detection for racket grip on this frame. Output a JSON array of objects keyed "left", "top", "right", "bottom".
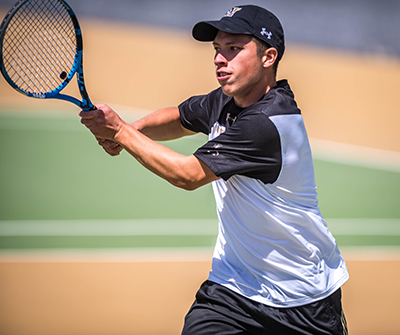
[
  {"left": 81, "top": 103, "right": 96, "bottom": 111},
  {"left": 87, "top": 104, "right": 97, "bottom": 111}
]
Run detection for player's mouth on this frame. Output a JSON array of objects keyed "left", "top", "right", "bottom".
[{"left": 217, "top": 71, "right": 231, "bottom": 80}]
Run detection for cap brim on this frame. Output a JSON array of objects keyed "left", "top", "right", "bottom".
[{"left": 192, "top": 20, "right": 252, "bottom": 42}]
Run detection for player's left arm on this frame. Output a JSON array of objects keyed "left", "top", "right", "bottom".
[
  {"left": 80, "top": 104, "right": 219, "bottom": 190},
  {"left": 92, "top": 105, "right": 195, "bottom": 156},
  {"left": 131, "top": 106, "right": 196, "bottom": 141}
]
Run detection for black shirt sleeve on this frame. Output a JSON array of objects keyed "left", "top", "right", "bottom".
[
  {"left": 194, "top": 109, "right": 282, "bottom": 184},
  {"left": 179, "top": 87, "right": 289, "bottom": 184},
  {"left": 179, "top": 90, "right": 218, "bottom": 135}
]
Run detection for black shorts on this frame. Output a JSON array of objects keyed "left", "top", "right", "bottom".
[{"left": 181, "top": 281, "right": 348, "bottom": 335}]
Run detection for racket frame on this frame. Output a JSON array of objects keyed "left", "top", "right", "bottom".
[{"left": 0, "top": 0, "right": 94, "bottom": 110}]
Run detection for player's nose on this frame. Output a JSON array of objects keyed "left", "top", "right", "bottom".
[{"left": 214, "top": 52, "right": 228, "bottom": 67}]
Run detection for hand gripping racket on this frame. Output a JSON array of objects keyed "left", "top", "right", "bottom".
[{"left": 0, "top": 0, "right": 95, "bottom": 110}]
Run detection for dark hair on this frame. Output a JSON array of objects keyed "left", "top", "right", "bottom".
[{"left": 252, "top": 37, "right": 279, "bottom": 76}]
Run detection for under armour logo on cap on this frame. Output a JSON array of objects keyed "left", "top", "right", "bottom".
[
  {"left": 260, "top": 28, "right": 272, "bottom": 39},
  {"left": 224, "top": 7, "right": 242, "bottom": 17}
]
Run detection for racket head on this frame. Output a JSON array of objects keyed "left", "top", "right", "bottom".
[{"left": 0, "top": 0, "right": 92, "bottom": 109}]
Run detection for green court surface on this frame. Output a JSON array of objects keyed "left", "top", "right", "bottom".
[{"left": 0, "top": 110, "right": 399, "bottom": 250}]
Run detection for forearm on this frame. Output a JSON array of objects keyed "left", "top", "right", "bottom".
[
  {"left": 115, "top": 122, "right": 217, "bottom": 190},
  {"left": 132, "top": 107, "right": 194, "bottom": 141}
]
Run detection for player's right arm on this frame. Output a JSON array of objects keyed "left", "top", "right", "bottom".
[{"left": 80, "top": 105, "right": 219, "bottom": 190}]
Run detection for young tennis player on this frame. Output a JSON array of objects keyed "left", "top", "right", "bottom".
[{"left": 80, "top": 5, "right": 349, "bottom": 334}]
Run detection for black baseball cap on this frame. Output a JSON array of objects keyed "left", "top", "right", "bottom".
[{"left": 192, "top": 5, "right": 285, "bottom": 60}]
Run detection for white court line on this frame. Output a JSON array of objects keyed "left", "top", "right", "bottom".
[
  {"left": 310, "top": 138, "right": 400, "bottom": 172},
  {"left": 0, "top": 247, "right": 215, "bottom": 263},
  {"left": 326, "top": 218, "right": 400, "bottom": 236},
  {"left": 0, "top": 219, "right": 218, "bottom": 236},
  {"left": 0, "top": 218, "right": 398, "bottom": 262},
  {"left": 340, "top": 246, "right": 400, "bottom": 261},
  {"left": 0, "top": 246, "right": 399, "bottom": 263},
  {"left": 0, "top": 218, "right": 399, "bottom": 236},
  {"left": 0, "top": 218, "right": 399, "bottom": 262}
]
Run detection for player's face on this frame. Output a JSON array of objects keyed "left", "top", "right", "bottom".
[{"left": 213, "top": 31, "right": 267, "bottom": 107}]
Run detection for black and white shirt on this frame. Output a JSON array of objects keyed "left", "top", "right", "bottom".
[{"left": 179, "top": 80, "right": 349, "bottom": 308}]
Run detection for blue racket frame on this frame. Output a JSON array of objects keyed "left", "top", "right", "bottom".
[{"left": 0, "top": 0, "right": 94, "bottom": 111}]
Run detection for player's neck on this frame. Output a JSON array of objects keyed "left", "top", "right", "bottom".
[{"left": 234, "top": 78, "right": 277, "bottom": 108}]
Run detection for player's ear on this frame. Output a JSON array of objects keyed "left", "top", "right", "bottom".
[{"left": 262, "top": 47, "right": 278, "bottom": 69}]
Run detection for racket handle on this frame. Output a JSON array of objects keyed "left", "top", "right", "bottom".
[
  {"left": 89, "top": 105, "right": 97, "bottom": 110},
  {"left": 77, "top": 60, "right": 94, "bottom": 111},
  {"left": 81, "top": 102, "right": 96, "bottom": 111}
]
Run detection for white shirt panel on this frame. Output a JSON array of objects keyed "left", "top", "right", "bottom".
[{"left": 208, "top": 114, "right": 349, "bottom": 307}]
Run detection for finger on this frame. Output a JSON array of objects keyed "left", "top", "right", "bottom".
[
  {"left": 108, "top": 148, "right": 122, "bottom": 156},
  {"left": 98, "top": 139, "right": 113, "bottom": 147},
  {"left": 100, "top": 143, "right": 123, "bottom": 156},
  {"left": 108, "top": 142, "right": 122, "bottom": 150},
  {"left": 97, "top": 139, "right": 122, "bottom": 151},
  {"left": 79, "top": 108, "right": 103, "bottom": 119},
  {"left": 112, "top": 146, "right": 123, "bottom": 154},
  {"left": 81, "top": 118, "right": 94, "bottom": 126},
  {"left": 94, "top": 103, "right": 107, "bottom": 110},
  {"left": 107, "top": 144, "right": 123, "bottom": 154}
]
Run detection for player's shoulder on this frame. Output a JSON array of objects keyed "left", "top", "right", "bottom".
[
  {"left": 255, "top": 79, "right": 301, "bottom": 117},
  {"left": 185, "top": 87, "right": 230, "bottom": 108}
]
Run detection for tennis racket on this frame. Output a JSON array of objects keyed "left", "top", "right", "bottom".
[{"left": 0, "top": 0, "right": 95, "bottom": 110}]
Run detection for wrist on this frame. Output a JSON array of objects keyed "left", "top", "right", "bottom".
[{"left": 114, "top": 120, "right": 129, "bottom": 144}]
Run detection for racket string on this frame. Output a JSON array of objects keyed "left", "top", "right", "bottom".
[
  {"left": 11, "top": 14, "right": 55, "bottom": 92},
  {"left": 2, "top": 0, "right": 78, "bottom": 94},
  {"left": 32, "top": 2, "right": 76, "bottom": 91}
]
